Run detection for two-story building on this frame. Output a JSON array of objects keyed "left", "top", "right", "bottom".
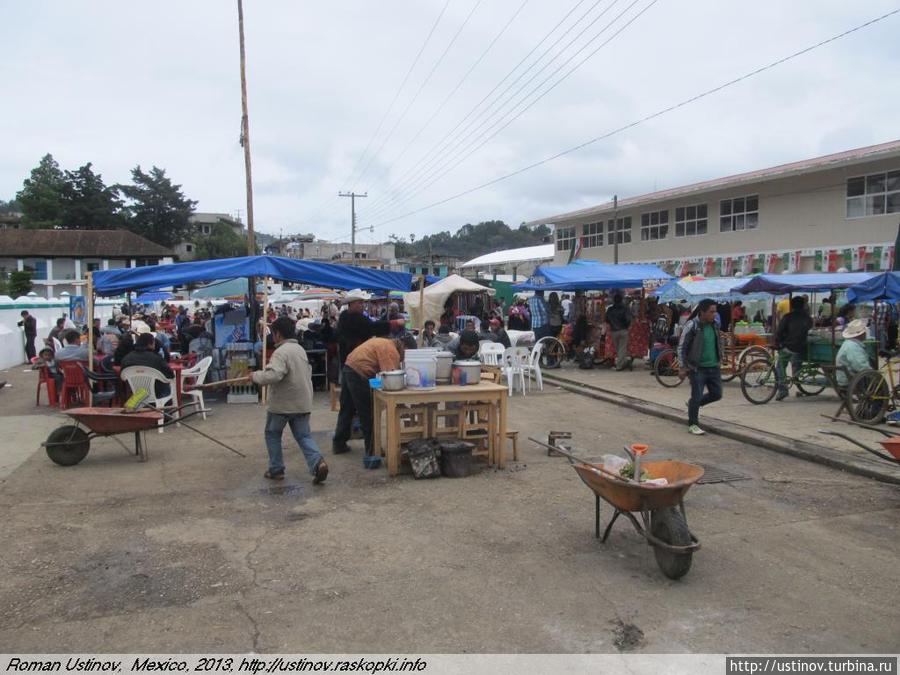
[
  {"left": 400, "top": 254, "right": 461, "bottom": 278},
  {"left": 527, "top": 139, "right": 900, "bottom": 276},
  {"left": 0, "top": 229, "right": 174, "bottom": 298},
  {"left": 174, "top": 212, "right": 245, "bottom": 260}
]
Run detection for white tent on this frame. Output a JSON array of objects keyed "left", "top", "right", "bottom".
[{"left": 404, "top": 274, "right": 495, "bottom": 328}]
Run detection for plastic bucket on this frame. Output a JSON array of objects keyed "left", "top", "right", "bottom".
[
  {"left": 439, "top": 441, "right": 474, "bottom": 478},
  {"left": 405, "top": 352, "right": 437, "bottom": 390}
]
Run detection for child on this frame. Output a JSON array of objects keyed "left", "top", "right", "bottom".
[{"left": 33, "top": 347, "right": 63, "bottom": 392}]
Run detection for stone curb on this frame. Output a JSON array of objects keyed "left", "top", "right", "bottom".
[{"left": 542, "top": 372, "right": 900, "bottom": 486}]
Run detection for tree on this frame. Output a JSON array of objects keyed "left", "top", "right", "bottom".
[
  {"left": 16, "top": 154, "right": 66, "bottom": 228},
  {"left": 118, "top": 166, "right": 197, "bottom": 248},
  {"left": 8, "top": 270, "right": 33, "bottom": 298},
  {"left": 193, "top": 220, "right": 250, "bottom": 260},
  {"left": 0, "top": 198, "right": 21, "bottom": 214},
  {"left": 59, "top": 163, "right": 125, "bottom": 230}
]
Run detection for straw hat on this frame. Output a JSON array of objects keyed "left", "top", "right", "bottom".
[
  {"left": 344, "top": 289, "right": 371, "bottom": 303},
  {"left": 131, "top": 320, "right": 156, "bottom": 337},
  {"left": 841, "top": 319, "right": 867, "bottom": 340}
]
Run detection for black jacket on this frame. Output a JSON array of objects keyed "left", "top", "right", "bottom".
[
  {"left": 605, "top": 304, "right": 631, "bottom": 332},
  {"left": 120, "top": 349, "right": 174, "bottom": 379},
  {"left": 336, "top": 311, "right": 373, "bottom": 362},
  {"left": 775, "top": 311, "right": 813, "bottom": 354}
]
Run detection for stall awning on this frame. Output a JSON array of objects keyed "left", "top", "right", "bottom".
[
  {"left": 404, "top": 274, "right": 494, "bottom": 327},
  {"left": 734, "top": 272, "right": 874, "bottom": 294},
  {"left": 92, "top": 255, "right": 414, "bottom": 297},
  {"left": 652, "top": 277, "right": 770, "bottom": 303},
  {"left": 847, "top": 271, "right": 900, "bottom": 302},
  {"left": 514, "top": 261, "right": 671, "bottom": 291}
]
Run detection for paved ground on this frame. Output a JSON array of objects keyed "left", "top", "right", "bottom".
[{"left": 1, "top": 365, "right": 898, "bottom": 653}]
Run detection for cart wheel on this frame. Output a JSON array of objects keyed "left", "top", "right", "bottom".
[
  {"left": 796, "top": 365, "right": 827, "bottom": 396},
  {"left": 45, "top": 426, "right": 91, "bottom": 466},
  {"left": 720, "top": 363, "right": 738, "bottom": 383},
  {"left": 737, "top": 345, "right": 771, "bottom": 371},
  {"left": 740, "top": 358, "right": 777, "bottom": 404},
  {"left": 539, "top": 338, "right": 566, "bottom": 369},
  {"left": 651, "top": 507, "right": 693, "bottom": 580},
  {"left": 848, "top": 369, "right": 890, "bottom": 425},
  {"left": 654, "top": 350, "right": 684, "bottom": 388}
]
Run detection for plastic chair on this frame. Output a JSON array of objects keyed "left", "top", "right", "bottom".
[
  {"left": 502, "top": 347, "right": 529, "bottom": 396},
  {"left": 79, "top": 363, "right": 119, "bottom": 407},
  {"left": 180, "top": 356, "right": 212, "bottom": 420},
  {"left": 479, "top": 342, "right": 505, "bottom": 366},
  {"left": 33, "top": 359, "right": 58, "bottom": 407},
  {"left": 59, "top": 361, "right": 91, "bottom": 409},
  {"left": 52, "top": 337, "right": 64, "bottom": 353},
  {"left": 120, "top": 366, "right": 178, "bottom": 432},
  {"left": 524, "top": 343, "right": 544, "bottom": 391}
]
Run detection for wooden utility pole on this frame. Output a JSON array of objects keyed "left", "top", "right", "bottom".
[
  {"left": 339, "top": 191, "right": 368, "bottom": 266},
  {"left": 238, "top": 0, "right": 255, "bottom": 255}
]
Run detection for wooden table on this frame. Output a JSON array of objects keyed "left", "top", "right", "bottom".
[{"left": 372, "top": 382, "right": 509, "bottom": 477}]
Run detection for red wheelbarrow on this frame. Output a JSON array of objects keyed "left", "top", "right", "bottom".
[{"left": 43, "top": 405, "right": 244, "bottom": 466}]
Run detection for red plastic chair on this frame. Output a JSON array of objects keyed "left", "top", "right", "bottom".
[
  {"left": 59, "top": 361, "right": 91, "bottom": 410},
  {"left": 33, "top": 359, "right": 58, "bottom": 407}
]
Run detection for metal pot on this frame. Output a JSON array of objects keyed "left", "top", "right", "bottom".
[
  {"left": 452, "top": 360, "right": 482, "bottom": 385},
  {"left": 379, "top": 370, "right": 406, "bottom": 391},
  {"left": 435, "top": 351, "right": 454, "bottom": 381}
]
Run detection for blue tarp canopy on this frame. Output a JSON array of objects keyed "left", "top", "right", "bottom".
[
  {"left": 514, "top": 261, "right": 671, "bottom": 291},
  {"left": 92, "top": 255, "right": 414, "bottom": 297},
  {"left": 847, "top": 272, "right": 900, "bottom": 302},
  {"left": 652, "top": 277, "right": 770, "bottom": 303},
  {"left": 134, "top": 291, "right": 173, "bottom": 303},
  {"left": 190, "top": 279, "right": 264, "bottom": 299},
  {"left": 734, "top": 272, "right": 875, "bottom": 295}
]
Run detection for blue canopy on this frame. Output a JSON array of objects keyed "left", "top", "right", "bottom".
[
  {"left": 847, "top": 272, "right": 900, "bottom": 302},
  {"left": 514, "top": 261, "right": 671, "bottom": 291},
  {"left": 92, "top": 255, "right": 413, "bottom": 297},
  {"left": 734, "top": 272, "right": 874, "bottom": 295},
  {"left": 134, "top": 291, "right": 173, "bottom": 303},
  {"left": 652, "top": 277, "right": 770, "bottom": 303}
]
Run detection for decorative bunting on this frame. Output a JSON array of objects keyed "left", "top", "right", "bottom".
[
  {"left": 741, "top": 254, "right": 755, "bottom": 275},
  {"left": 827, "top": 250, "right": 839, "bottom": 273},
  {"left": 814, "top": 250, "right": 824, "bottom": 272},
  {"left": 722, "top": 257, "right": 733, "bottom": 276},
  {"left": 704, "top": 257, "right": 715, "bottom": 276},
  {"left": 766, "top": 253, "right": 778, "bottom": 274}
]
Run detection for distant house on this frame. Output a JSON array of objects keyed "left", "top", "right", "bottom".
[
  {"left": 400, "top": 254, "right": 461, "bottom": 277},
  {"left": 0, "top": 213, "right": 23, "bottom": 230},
  {"left": 0, "top": 229, "right": 174, "bottom": 298},
  {"left": 174, "top": 212, "right": 245, "bottom": 260},
  {"left": 460, "top": 244, "right": 554, "bottom": 281}
]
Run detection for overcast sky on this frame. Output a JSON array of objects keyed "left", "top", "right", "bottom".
[{"left": 3, "top": 1, "right": 899, "bottom": 245}]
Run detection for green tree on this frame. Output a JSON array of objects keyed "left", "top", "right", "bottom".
[
  {"left": 16, "top": 154, "right": 66, "bottom": 227},
  {"left": 0, "top": 198, "right": 21, "bottom": 214},
  {"left": 193, "top": 220, "right": 250, "bottom": 260},
  {"left": 60, "top": 163, "right": 125, "bottom": 230},
  {"left": 118, "top": 166, "right": 197, "bottom": 248},
  {"left": 8, "top": 270, "right": 33, "bottom": 298}
]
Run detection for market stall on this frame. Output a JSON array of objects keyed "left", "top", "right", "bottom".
[{"left": 403, "top": 274, "right": 495, "bottom": 331}]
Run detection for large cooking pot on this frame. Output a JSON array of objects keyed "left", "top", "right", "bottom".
[
  {"left": 435, "top": 351, "right": 454, "bottom": 381},
  {"left": 452, "top": 360, "right": 481, "bottom": 385},
  {"left": 379, "top": 370, "right": 407, "bottom": 391}
]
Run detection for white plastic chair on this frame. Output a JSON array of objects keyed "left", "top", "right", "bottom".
[
  {"left": 52, "top": 337, "right": 64, "bottom": 353},
  {"left": 120, "top": 365, "right": 178, "bottom": 433},
  {"left": 524, "top": 343, "right": 544, "bottom": 391},
  {"left": 502, "top": 347, "right": 529, "bottom": 396},
  {"left": 180, "top": 356, "right": 213, "bottom": 420},
  {"left": 479, "top": 342, "right": 505, "bottom": 366}
]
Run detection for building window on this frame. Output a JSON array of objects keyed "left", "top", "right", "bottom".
[
  {"left": 640, "top": 210, "right": 668, "bottom": 241},
  {"left": 607, "top": 216, "right": 632, "bottom": 245},
  {"left": 847, "top": 170, "right": 900, "bottom": 218},
  {"left": 86, "top": 262, "right": 101, "bottom": 272},
  {"left": 185, "top": 244, "right": 193, "bottom": 253},
  {"left": 556, "top": 226, "right": 576, "bottom": 251},
  {"left": 674, "top": 204, "right": 708, "bottom": 237},
  {"left": 582, "top": 222, "right": 603, "bottom": 248},
  {"left": 720, "top": 195, "right": 759, "bottom": 232},
  {"left": 23, "top": 259, "right": 48, "bottom": 280},
  {"left": 202, "top": 225, "right": 211, "bottom": 235}
]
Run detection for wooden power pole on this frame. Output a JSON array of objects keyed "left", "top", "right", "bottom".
[
  {"left": 339, "top": 191, "right": 367, "bottom": 266},
  {"left": 238, "top": 0, "right": 255, "bottom": 255}
]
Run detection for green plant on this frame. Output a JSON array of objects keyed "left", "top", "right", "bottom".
[{"left": 9, "top": 270, "right": 33, "bottom": 297}]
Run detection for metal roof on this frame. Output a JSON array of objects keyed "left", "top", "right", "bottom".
[
  {"left": 526, "top": 139, "right": 900, "bottom": 226},
  {"left": 460, "top": 244, "right": 555, "bottom": 268}
]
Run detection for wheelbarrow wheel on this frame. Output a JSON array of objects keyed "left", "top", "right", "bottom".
[
  {"left": 848, "top": 369, "right": 890, "bottom": 425},
  {"left": 651, "top": 507, "right": 693, "bottom": 580},
  {"left": 45, "top": 426, "right": 91, "bottom": 466}
]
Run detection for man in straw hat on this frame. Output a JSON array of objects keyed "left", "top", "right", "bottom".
[
  {"left": 336, "top": 289, "right": 373, "bottom": 366},
  {"left": 835, "top": 319, "right": 872, "bottom": 388}
]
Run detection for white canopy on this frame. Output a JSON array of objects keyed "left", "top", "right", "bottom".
[
  {"left": 404, "top": 274, "right": 495, "bottom": 327},
  {"left": 460, "top": 244, "right": 554, "bottom": 268}
]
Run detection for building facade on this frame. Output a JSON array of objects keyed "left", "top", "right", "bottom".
[
  {"left": 174, "top": 212, "right": 245, "bottom": 260},
  {"left": 400, "top": 255, "right": 461, "bottom": 277},
  {"left": 0, "top": 229, "right": 174, "bottom": 298},
  {"left": 527, "top": 140, "right": 900, "bottom": 276}
]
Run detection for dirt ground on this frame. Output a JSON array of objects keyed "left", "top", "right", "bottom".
[{"left": 0, "top": 366, "right": 898, "bottom": 653}]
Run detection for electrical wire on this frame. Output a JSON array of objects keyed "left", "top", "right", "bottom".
[{"left": 364, "top": 6, "right": 900, "bottom": 230}]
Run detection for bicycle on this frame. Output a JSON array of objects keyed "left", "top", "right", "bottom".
[
  {"left": 739, "top": 351, "right": 829, "bottom": 404},
  {"left": 653, "top": 348, "right": 740, "bottom": 388},
  {"left": 844, "top": 351, "right": 900, "bottom": 424}
]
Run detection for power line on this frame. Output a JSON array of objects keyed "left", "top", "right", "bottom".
[
  {"left": 365, "top": 0, "right": 647, "bottom": 222},
  {"left": 365, "top": 7, "right": 900, "bottom": 230},
  {"left": 365, "top": 0, "right": 654, "bottom": 223}
]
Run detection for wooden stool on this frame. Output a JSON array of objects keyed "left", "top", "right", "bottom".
[
  {"left": 461, "top": 403, "right": 494, "bottom": 462},
  {"left": 397, "top": 405, "right": 429, "bottom": 445},
  {"left": 429, "top": 405, "right": 461, "bottom": 439},
  {"left": 330, "top": 383, "right": 340, "bottom": 412},
  {"left": 506, "top": 429, "right": 519, "bottom": 461}
]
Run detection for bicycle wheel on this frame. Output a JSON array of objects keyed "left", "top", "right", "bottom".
[
  {"left": 737, "top": 345, "right": 771, "bottom": 371},
  {"left": 740, "top": 358, "right": 777, "bottom": 404},
  {"left": 539, "top": 338, "right": 566, "bottom": 369},
  {"left": 720, "top": 357, "right": 738, "bottom": 383},
  {"left": 796, "top": 364, "right": 827, "bottom": 396},
  {"left": 847, "top": 369, "right": 890, "bottom": 424},
  {"left": 654, "top": 349, "right": 684, "bottom": 388}
]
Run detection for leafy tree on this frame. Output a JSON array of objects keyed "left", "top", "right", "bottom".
[
  {"left": 387, "top": 220, "right": 551, "bottom": 260},
  {"left": 193, "top": 220, "right": 250, "bottom": 260},
  {"left": 0, "top": 198, "right": 21, "bottom": 214},
  {"left": 16, "top": 154, "right": 66, "bottom": 227},
  {"left": 8, "top": 270, "right": 33, "bottom": 298},
  {"left": 118, "top": 166, "right": 197, "bottom": 248},
  {"left": 59, "top": 163, "right": 125, "bottom": 230}
]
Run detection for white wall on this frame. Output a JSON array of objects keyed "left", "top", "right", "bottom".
[{"left": 0, "top": 301, "right": 119, "bottom": 370}]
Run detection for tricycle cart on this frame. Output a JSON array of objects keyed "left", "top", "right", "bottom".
[{"left": 531, "top": 437, "right": 703, "bottom": 579}]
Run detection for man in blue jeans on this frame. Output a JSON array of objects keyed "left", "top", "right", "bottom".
[
  {"left": 249, "top": 316, "right": 328, "bottom": 484},
  {"left": 678, "top": 298, "right": 723, "bottom": 435}
]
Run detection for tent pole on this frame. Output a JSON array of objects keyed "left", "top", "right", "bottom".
[
  {"left": 261, "top": 276, "right": 270, "bottom": 404},
  {"left": 418, "top": 275, "right": 426, "bottom": 344},
  {"left": 87, "top": 272, "right": 94, "bottom": 375}
]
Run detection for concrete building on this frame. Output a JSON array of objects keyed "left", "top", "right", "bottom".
[
  {"left": 174, "top": 212, "right": 244, "bottom": 260},
  {"left": 268, "top": 238, "right": 397, "bottom": 269},
  {"left": 527, "top": 139, "right": 900, "bottom": 276},
  {"left": 0, "top": 229, "right": 174, "bottom": 298},
  {"left": 400, "top": 254, "right": 461, "bottom": 277},
  {"left": 460, "top": 244, "right": 554, "bottom": 281}
]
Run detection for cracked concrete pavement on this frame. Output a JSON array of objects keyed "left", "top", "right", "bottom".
[{"left": 0, "top": 366, "right": 898, "bottom": 653}]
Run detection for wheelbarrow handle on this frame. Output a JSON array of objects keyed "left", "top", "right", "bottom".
[
  {"left": 820, "top": 414, "right": 896, "bottom": 437},
  {"left": 817, "top": 429, "right": 896, "bottom": 462},
  {"left": 527, "top": 437, "right": 638, "bottom": 485}
]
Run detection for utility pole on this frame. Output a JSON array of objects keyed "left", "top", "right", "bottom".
[
  {"left": 612, "top": 194, "right": 619, "bottom": 265},
  {"left": 339, "top": 191, "right": 368, "bottom": 266},
  {"left": 237, "top": 0, "right": 255, "bottom": 256}
]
